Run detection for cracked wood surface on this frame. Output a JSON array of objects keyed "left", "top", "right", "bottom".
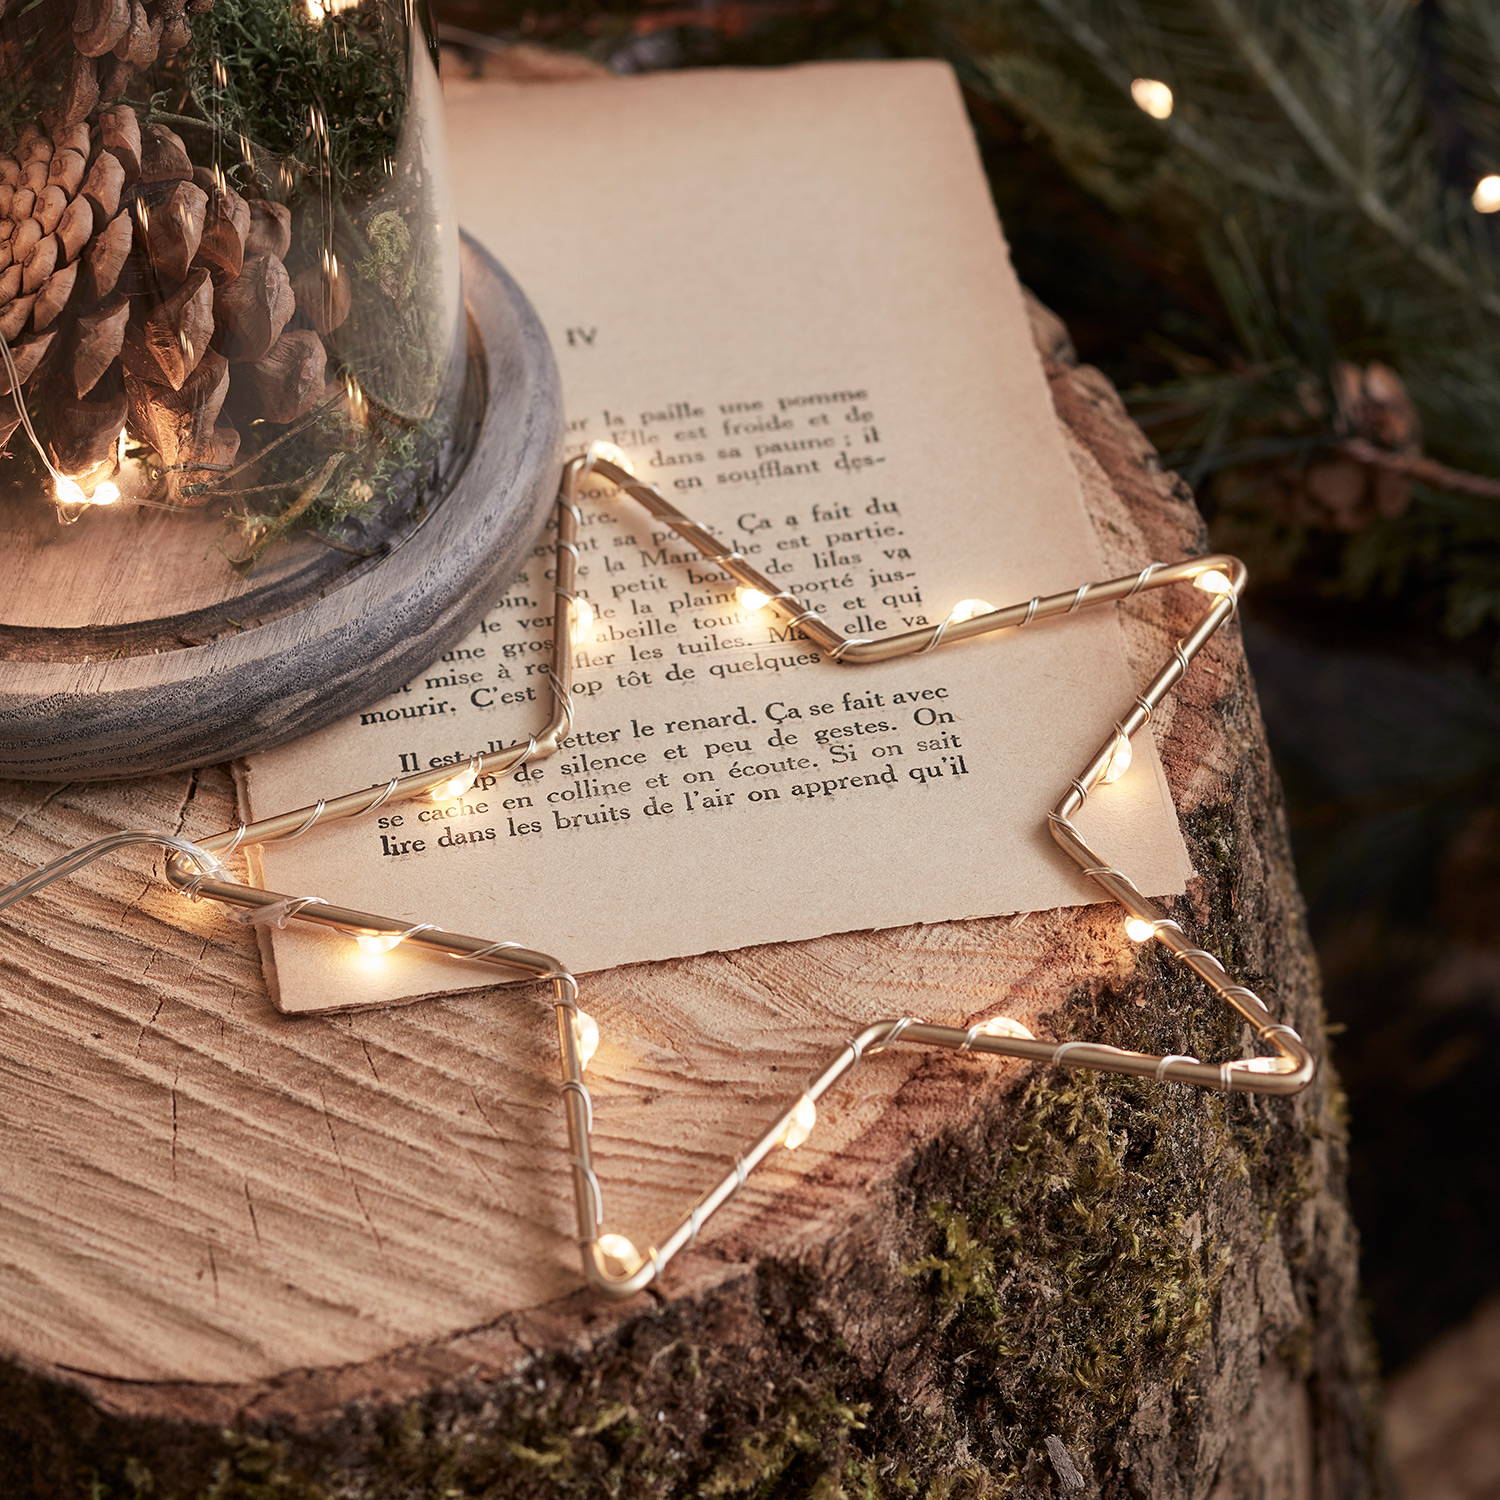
[{"left": 0, "top": 300, "right": 1378, "bottom": 1499}]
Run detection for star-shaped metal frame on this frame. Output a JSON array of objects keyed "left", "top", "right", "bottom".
[{"left": 4, "top": 449, "right": 1315, "bottom": 1298}]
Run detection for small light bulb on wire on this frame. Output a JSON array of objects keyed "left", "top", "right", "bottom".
[
  {"left": 1238, "top": 1055, "right": 1292, "bottom": 1074},
  {"left": 355, "top": 932, "right": 403, "bottom": 956},
  {"left": 571, "top": 1009, "right": 600, "bottom": 1069},
  {"left": 948, "top": 598, "right": 995, "bottom": 625},
  {"left": 428, "top": 764, "right": 478, "bottom": 803},
  {"left": 569, "top": 595, "right": 596, "bottom": 644},
  {"left": 1194, "top": 568, "right": 1235, "bottom": 597},
  {"left": 596, "top": 1232, "right": 644, "bottom": 1276},
  {"left": 978, "top": 1016, "right": 1035, "bottom": 1040},
  {"left": 1130, "top": 78, "right": 1174, "bottom": 119},
  {"left": 586, "top": 441, "right": 629, "bottom": 472},
  {"left": 53, "top": 475, "right": 87, "bottom": 507},
  {"left": 91, "top": 480, "right": 120, "bottom": 507},
  {"left": 737, "top": 586, "right": 772, "bottom": 613},
  {"left": 1125, "top": 917, "right": 1158, "bottom": 943},
  {"left": 777, "top": 1095, "right": 817, "bottom": 1150},
  {"left": 1472, "top": 174, "right": 1500, "bottom": 214},
  {"left": 344, "top": 374, "right": 368, "bottom": 428},
  {"left": 1100, "top": 733, "right": 1133, "bottom": 784}
]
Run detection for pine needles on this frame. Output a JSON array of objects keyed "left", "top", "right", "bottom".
[{"left": 933, "top": 0, "right": 1500, "bottom": 645}]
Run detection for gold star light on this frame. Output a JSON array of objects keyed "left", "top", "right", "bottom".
[{"left": 0, "top": 447, "right": 1315, "bottom": 1298}]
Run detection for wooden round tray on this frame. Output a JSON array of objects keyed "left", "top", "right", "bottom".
[{"left": 0, "top": 235, "right": 561, "bottom": 781}]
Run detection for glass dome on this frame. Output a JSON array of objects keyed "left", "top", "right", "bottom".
[{"left": 0, "top": 0, "right": 467, "bottom": 618}]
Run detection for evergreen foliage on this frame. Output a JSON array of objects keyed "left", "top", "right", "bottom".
[{"left": 924, "top": 0, "right": 1500, "bottom": 646}]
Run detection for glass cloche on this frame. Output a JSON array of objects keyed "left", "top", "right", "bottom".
[{"left": 0, "top": 0, "right": 467, "bottom": 575}]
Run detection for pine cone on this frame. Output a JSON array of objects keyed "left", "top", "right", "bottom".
[
  {"left": 0, "top": 121, "right": 110, "bottom": 466},
  {"left": 2, "top": 100, "right": 343, "bottom": 500},
  {"left": 51, "top": 0, "right": 208, "bottom": 130},
  {"left": 1293, "top": 362, "right": 1421, "bottom": 532}
]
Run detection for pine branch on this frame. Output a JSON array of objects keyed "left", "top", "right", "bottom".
[
  {"left": 920, "top": 0, "right": 1500, "bottom": 638},
  {"left": 1025, "top": 0, "right": 1325, "bottom": 205},
  {"left": 1334, "top": 437, "right": 1500, "bottom": 502},
  {"left": 1200, "top": 0, "right": 1500, "bottom": 319}
]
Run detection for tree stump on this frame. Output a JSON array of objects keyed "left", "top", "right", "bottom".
[{"left": 0, "top": 300, "right": 1385, "bottom": 1499}]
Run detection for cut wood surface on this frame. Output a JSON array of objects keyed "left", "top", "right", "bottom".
[{"left": 0, "top": 298, "right": 1384, "bottom": 1498}]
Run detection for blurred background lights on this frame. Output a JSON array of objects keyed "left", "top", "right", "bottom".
[
  {"left": 1130, "top": 78, "right": 1174, "bottom": 120},
  {"left": 1471, "top": 174, "right": 1500, "bottom": 213}
]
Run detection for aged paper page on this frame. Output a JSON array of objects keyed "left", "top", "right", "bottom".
[{"left": 243, "top": 61, "right": 1193, "bottom": 1012}]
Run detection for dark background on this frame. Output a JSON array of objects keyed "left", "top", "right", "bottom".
[{"left": 432, "top": 0, "right": 1499, "bottom": 1383}]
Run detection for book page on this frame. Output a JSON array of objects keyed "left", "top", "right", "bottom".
[{"left": 242, "top": 61, "right": 1193, "bottom": 1013}]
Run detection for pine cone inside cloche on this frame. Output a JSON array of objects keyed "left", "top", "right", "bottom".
[{"left": 1, "top": 0, "right": 343, "bottom": 504}]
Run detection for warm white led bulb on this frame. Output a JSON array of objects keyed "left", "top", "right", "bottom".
[
  {"left": 355, "top": 932, "right": 403, "bottom": 955},
  {"left": 571, "top": 1009, "right": 600, "bottom": 1069},
  {"left": 978, "top": 1016, "right": 1036, "bottom": 1040},
  {"left": 1194, "top": 568, "right": 1234, "bottom": 597},
  {"left": 738, "top": 586, "right": 772, "bottom": 613},
  {"left": 1472, "top": 174, "right": 1500, "bottom": 214},
  {"left": 1124, "top": 917, "right": 1157, "bottom": 943},
  {"left": 53, "top": 474, "right": 87, "bottom": 507},
  {"left": 90, "top": 480, "right": 121, "bottom": 506},
  {"left": 948, "top": 598, "right": 995, "bottom": 625},
  {"left": 586, "top": 441, "right": 629, "bottom": 472},
  {"left": 1130, "top": 78, "right": 1174, "bottom": 119},
  {"left": 569, "top": 595, "right": 596, "bottom": 644},
  {"left": 345, "top": 384, "right": 368, "bottom": 428},
  {"left": 1100, "top": 734, "right": 1133, "bottom": 784},
  {"left": 428, "top": 764, "right": 479, "bottom": 803},
  {"left": 596, "top": 1231, "right": 644, "bottom": 1276},
  {"left": 778, "top": 1095, "right": 817, "bottom": 1150}
]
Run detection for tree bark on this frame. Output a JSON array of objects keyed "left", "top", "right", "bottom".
[{"left": 0, "top": 300, "right": 1386, "bottom": 1499}]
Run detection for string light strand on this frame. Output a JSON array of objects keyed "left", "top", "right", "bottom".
[{"left": 0, "top": 449, "right": 1314, "bottom": 1299}]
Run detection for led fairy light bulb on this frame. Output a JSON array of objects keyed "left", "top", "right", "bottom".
[
  {"left": 571, "top": 1009, "right": 600, "bottom": 1069},
  {"left": 586, "top": 441, "right": 630, "bottom": 471},
  {"left": 1100, "top": 733, "right": 1133, "bottom": 784},
  {"left": 355, "top": 932, "right": 403, "bottom": 955},
  {"left": 53, "top": 475, "right": 87, "bottom": 507},
  {"left": 1472, "top": 174, "right": 1500, "bottom": 214},
  {"left": 1124, "top": 917, "right": 1158, "bottom": 943},
  {"left": 1130, "top": 78, "right": 1174, "bottom": 119},
  {"left": 948, "top": 599, "right": 995, "bottom": 624},
  {"left": 978, "top": 1016, "right": 1036, "bottom": 1040},
  {"left": 1194, "top": 568, "right": 1235, "bottom": 597},
  {"left": 90, "top": 480, "right": 120, "bottom": 506},
  {"left": 596, "top": 1232, "right": 644, "bottom": 1276},
  {"left": 569, "top": 595, "right": 596, "bottom": 644},
  {"left": 777, "top": 1095, "right": 817, "bottom": 1150},
  {"left": 737, "top": 586, "right": 771, "bottom": 613},
  {"left": 344, "top": 374, "right": 368, "bottom": 428},
  {"left": 428, "top": 763, "right": 479, "bottom": 803}
]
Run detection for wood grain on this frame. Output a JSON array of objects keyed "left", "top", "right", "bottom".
[
  {"left": 0, "top": 299, "right": 1379, "bottom": 1498},
  {"left": 0, "top": 236, "right": 562, "bottom": 781}
]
